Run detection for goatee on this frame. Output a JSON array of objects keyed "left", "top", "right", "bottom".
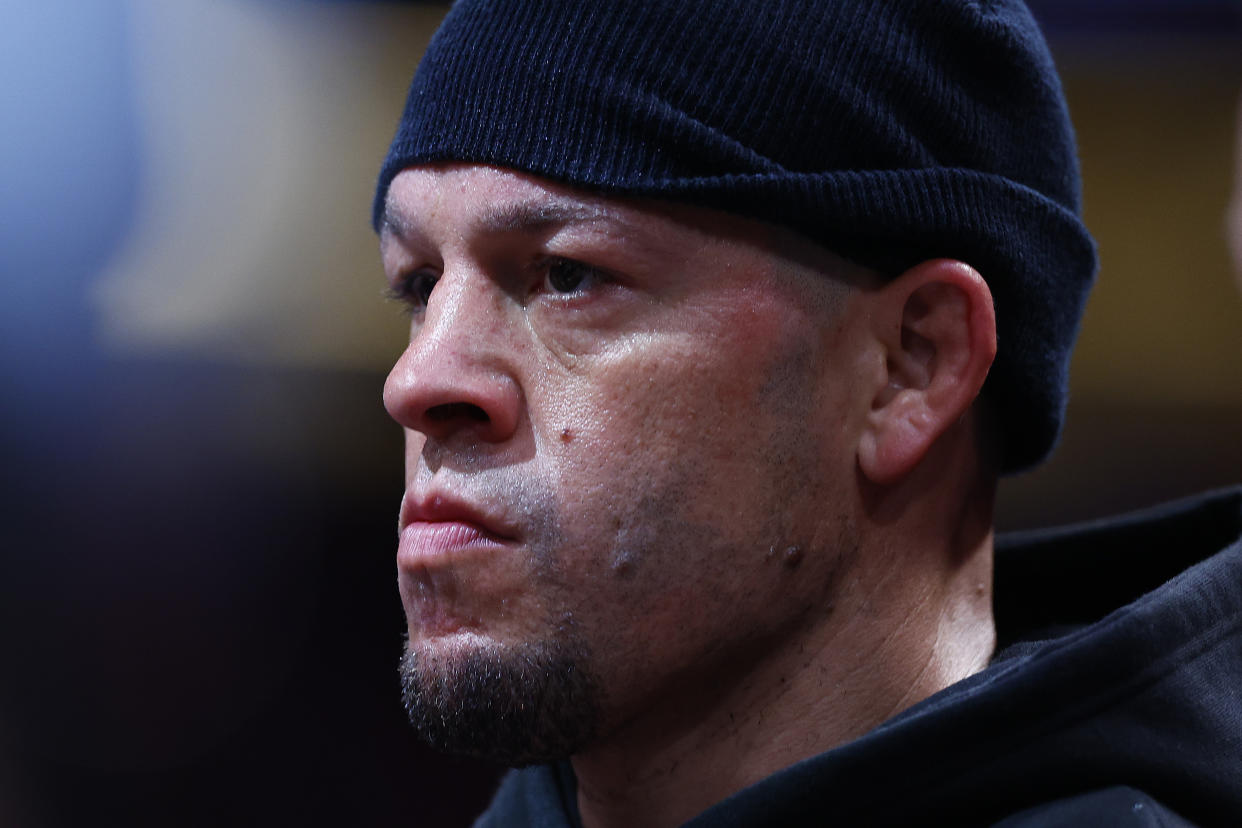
[{"left": 399, "top": 636, "right": 602, "bottom": 766}]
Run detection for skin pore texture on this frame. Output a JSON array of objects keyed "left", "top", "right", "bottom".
[{"left": 381, "top": 164, "right": 999, "bottom": 828}]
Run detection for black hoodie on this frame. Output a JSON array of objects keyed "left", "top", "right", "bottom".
[{"left": 474, "top": 486, "right": 1242, "bottom": 827}]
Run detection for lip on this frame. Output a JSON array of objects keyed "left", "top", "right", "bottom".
[
  {"left": 397, "top": 492, "right": 516, "bottom": 569},
  {"left": 399, "top": 492, "right": 515, "bottom": 536}
]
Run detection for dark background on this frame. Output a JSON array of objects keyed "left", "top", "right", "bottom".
[{"left": 2, "top": 1, "right": 1239, "bottom": 825}]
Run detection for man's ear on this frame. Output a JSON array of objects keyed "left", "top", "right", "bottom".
[{"left": 857, "top": 259, "right": 997, "bottom": 485}]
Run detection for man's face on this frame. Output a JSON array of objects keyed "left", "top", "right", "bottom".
[{"left": 381, "top": 165, "right": 868, "bottom": 764}]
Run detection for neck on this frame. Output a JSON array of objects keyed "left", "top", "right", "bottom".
[{"left": 572, "top": 441, "right": 997, "bottom": 828}]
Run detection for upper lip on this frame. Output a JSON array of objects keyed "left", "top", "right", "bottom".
[{"left": 399, "top": 491, "right": 516, "bottom": 540}]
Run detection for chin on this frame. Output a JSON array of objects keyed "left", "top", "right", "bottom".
[{"left": 399, "top": 628, "right": 604, "bottom": 766}]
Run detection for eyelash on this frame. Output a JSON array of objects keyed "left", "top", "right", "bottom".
[
  {"left": 385, "top": 270, "right": 438, "bottom": 313},
  {"left": 385, "top": 256, "right": 607, "bottom": 312},
  {"left": 541, "top": 256, "right": 605, "bottom": 297}
]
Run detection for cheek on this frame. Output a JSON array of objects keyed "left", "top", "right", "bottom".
[
  {"left": 535, "top": 300, "right": 833, "bottom": 599},
  {"left": 573, "top": 296, "right": 810, "bottom": 431},
  {"left": 641, "top": 312, "right": 825, "bottom": 473}
]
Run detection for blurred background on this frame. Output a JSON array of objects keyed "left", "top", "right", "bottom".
[{"left": 1, "top": 0, "right": 1239, "bottom": 825}]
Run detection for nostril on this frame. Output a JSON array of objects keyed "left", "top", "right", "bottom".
[{"left": 425, "top": 402, "right": 490, "bottom": 425}]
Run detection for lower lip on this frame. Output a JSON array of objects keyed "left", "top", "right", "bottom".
[{"left": 397, "top": 521, "right": 509, "bottom": 568}]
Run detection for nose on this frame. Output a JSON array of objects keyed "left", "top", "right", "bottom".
[{"left": 383, "top": 275, "right": 522, "bottom": 446}]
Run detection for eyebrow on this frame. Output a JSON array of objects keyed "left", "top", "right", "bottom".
[
  {"left": 381, "top": 198, "right": 615, "bottom": 242},
  {"left": 479, "top": 201, "right": 612, "bottom": 233}
]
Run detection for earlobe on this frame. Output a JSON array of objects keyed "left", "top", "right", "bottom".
[{"left": 858, "top": 260, "right": 997, "bottom": 485}]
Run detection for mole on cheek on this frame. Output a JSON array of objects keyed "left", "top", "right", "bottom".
[
  {"left": 783, "top": 545, "right": 804, "bottom": 569},
  {"left": 767, "top": 544, "right": 804, "bottom": 569},
  {"left": 611, "top": 553, "right": 636, "bottom": 578},
  {"left": 560, "top": 427, "right": 574, "bottom": 443}
]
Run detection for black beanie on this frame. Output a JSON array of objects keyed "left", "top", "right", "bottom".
[{"left": 374, "top": 0, "right": 1098, "bottom": 473}]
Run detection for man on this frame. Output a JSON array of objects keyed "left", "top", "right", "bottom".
[{"left": 374, "top": 1, "right": 1242, "bottom": 825}]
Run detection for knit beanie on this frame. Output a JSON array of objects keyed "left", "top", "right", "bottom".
[{"left": 374, "top": 0, "right": 1098, "bottom": 473}]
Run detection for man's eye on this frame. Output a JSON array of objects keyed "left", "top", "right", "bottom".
[
  {"left": 388, "top": 271, "right": 439, "bottom": 309},
  {"left": 545, "top": 258, "right": 599, "bottom": 295}
]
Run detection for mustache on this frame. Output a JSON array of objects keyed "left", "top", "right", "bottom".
[{"left": 414, "top": 425, "right": 537, "bottom": 475}]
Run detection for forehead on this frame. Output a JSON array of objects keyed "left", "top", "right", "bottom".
[
  {"left": 380, "top": 164, "right": 769, "bottom": 257},
  {"left": 380, "top": 164, "right": 872, "bottom": 291},
  {"left": 382, "top": 167, "right": 743, "bottom": 287},
  {"left": 382, "top": 166, "right": 604, "bottom": 236}
]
